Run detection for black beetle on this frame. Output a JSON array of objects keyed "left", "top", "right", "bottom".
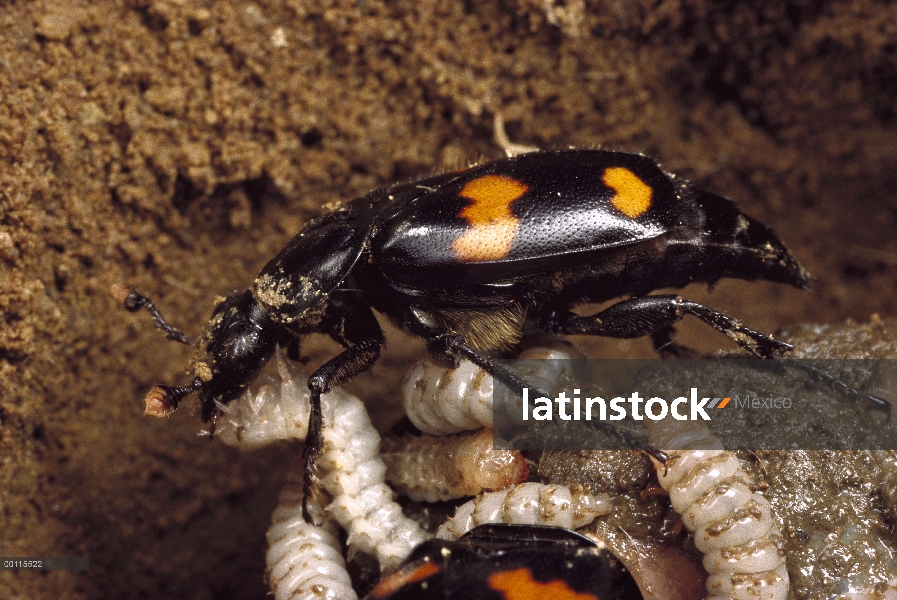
[
  {"left": 117, "top": 149, "right": 885, "bottom": 507},
  {"left": 364, "top": 524, "right": 620, "bottom": 600}
]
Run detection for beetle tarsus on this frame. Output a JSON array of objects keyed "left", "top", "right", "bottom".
[
  {"left": 678, "top": 299, "right": 792, "bottom": 359},
  {"left": 783, "top": 359, "right": 892, "bottom": 416},
  {"left": 301, "top": 388, "right": 325, "bottom": 525}
]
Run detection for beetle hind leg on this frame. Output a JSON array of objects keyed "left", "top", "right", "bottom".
[
  {"left": 557, "top": 294, "right": 791, "bottom": 359},
  {"left": 555, "top": 295, "right": 891, "bottom": 414}
]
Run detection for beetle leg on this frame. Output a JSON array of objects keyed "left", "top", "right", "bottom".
[
  {"left": 556, "top": 294, "right": 791, "bottom": 359},
  {"left": 557, "top": 297, "right": 891, "bottom": 414},
  {"left": 302, "top": 337, "right": 384, "bottom": 523},
  {"left": 783, "top": 360, "right": 891, "bottom": 415},
  {"left": 430, "top": 334, "right": 668, "bottom": 464}
]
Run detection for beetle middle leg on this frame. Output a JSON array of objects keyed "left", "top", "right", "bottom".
[{"left": 555, "top": 294, "right": 792, "bottom": 359}]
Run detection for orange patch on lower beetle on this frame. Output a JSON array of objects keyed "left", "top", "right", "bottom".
[
  {"left": 369, "top": 561, "right": 440, "bottom": 598},
  {"left": 452, "top": 174, "right": 528, "bottom": 262},
  {"left": 488, "top": 567, "right": 599, "bottom": 600},
  {"left": 602, "top": 167, "right": 652, "bottom": 218}
]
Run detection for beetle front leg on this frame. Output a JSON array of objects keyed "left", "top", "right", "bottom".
[
  {"left": 556, "top": 294, "right": 792, "bottom": 359},
  {"left": 302, "top": 336, "right": 384, "bottom": 523},
  {"left": 302, "top": 295, "right": 386, "bottom": 522}
]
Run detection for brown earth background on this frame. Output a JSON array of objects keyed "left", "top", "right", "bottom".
[{"left": 1, "top": 1, "right": 896, "bottom": 598}]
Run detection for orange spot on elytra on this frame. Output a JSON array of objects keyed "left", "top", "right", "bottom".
[
  {"left": 370, "top": 561, "right": 440, "bottom": 598},
  {"left": 603, "top": 167, "right": 652, "bottom": 218},
  {"left": 488, "top": 567, "right": 598, "bottom": 600},
  {"left": 452, "top": 175, "right": 528, "bottom": 262}
]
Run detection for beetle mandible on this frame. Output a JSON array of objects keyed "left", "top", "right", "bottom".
[{"left": 117, "top": 149, "right": 818, "bottom": 509}]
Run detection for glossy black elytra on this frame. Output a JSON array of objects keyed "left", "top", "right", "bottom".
[
  {"left": 116, "top": 149, "right": 887, "bottom": 512},
  {"left": 363, "top": 524, "right": 620, "bottom": 600}
]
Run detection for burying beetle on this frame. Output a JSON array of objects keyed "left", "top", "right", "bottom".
[
  {"left": 115, "top": 149, "right": 889, "bottom": 514},
  {"left": 364, "top": 524, "right": 622, "bottom": 600}
]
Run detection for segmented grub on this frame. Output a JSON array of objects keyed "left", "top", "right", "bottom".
[
  {"left": 401, "top": 341, "right": 585, "bottom": 435},
  {"left": 381, "top": 429, "right": 528, "bottom": 502},
  {"left": 645, "top": 419, "right": 789, "bottom": 600},
  {"left": 266, "top": 457, "right": 357, "bottom": 600},
  {"left": 435, "top": 482, "right": 612, "bottom": 540},
  {"left": 217, "top": 349, "right": 430, "bottom": 572}
]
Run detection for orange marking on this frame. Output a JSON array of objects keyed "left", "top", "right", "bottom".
[
  {"left": 602, "top": 167, "right": 652, "bottom": 218},
  {"left": 452, "top": 175, "right": 528, "bottom": 262},
  {"left": 488, "top": 567, "right": 598, "bottom": 600},
  {"left": 717, "top": 397, "right": 730, "bottom": 409},
  {"left": 369, "top": 561, "right": 440, "bottom": 598}
]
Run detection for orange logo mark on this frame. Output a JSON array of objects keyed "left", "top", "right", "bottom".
[
  {"left": 602, "top": 167, "right": 652, "bottom": 218},
  {"left": 369, "top": 561, "right": 440, "bottom": 598},
  {"left": 452, "top": 175, "right": 529, "bottom": 262},
  {"left": 488, "top": 567, "right": 598, "bottom": 600}
]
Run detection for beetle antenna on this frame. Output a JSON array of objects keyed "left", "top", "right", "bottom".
[
  {"left": 144, "top": 378, "right": 203, "bottom": 418},
  {"left": 110, "top": 284, "right": 193, "bottom": 345}
]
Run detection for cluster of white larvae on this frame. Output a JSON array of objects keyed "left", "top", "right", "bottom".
[
  {"left": 218, "top": 341, "right": 806, "bottom": 600},
  {"left": 645, "top": 419, "right": 789, "bottom": 600},
  {"left": 216, "top": 344, "right": 611, "bottom": 599},
  {"left": 216, "top": 350, "right": 429, "bottom": 590}
]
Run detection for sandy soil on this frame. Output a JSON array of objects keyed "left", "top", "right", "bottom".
[{"left": 1, "top": 1, "right": 895, "bottom": 598}]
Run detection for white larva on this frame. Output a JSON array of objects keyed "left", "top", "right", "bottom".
[
  {"left": 381, "top": 428, "right": 528, "bottom": 502},
  {"left": 217, "top": 349, "right": 430, "bottom": 572},
  {"left": 645, "top": 419, "right": 789, "bottom": 600},
  {"left": 214, "top": 349, "right": 310, "bottom": 448},
  {"left": 266, "top": 457, "right": 357, "bottom": 600},
  {"left": 401, "top": 341, "right": 585, "bottom": 435},
  {"left": 316, "top": 385, "right": 431, "bottom": 571},
  {"left": 434, "top": 482, "right": 612, "bottom": 540},
  {"left": 401, "top": 358, "right": 494, "bottom": 435}
]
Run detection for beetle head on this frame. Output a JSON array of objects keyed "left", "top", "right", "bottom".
[{"left": 141, "top": 290, "right": 290, "bottom": 422}]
